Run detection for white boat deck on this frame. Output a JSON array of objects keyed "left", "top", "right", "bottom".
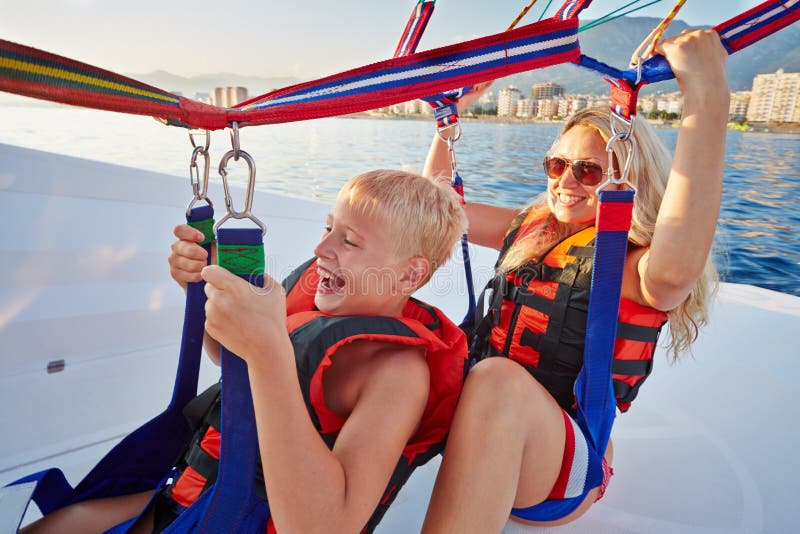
[{"left": 1, "top": 143, "right": 798, "bottom": 532}]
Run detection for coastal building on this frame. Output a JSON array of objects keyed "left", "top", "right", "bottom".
[
  {"left": 531, "top": 82, "right": 564, "bottom": 101},
  {"left": 211, "top": 87, "right": 249, "bottom": 108},
  {"left": 536, "top": 98, "right": 559, "bottom": 119},
  {"left": 404, "top": 99, "right": 421, "bottom": 114},
  {"left": 747, "top": 69, "right": 800, "bottom": 123},
  {"left": 559, "top": 97, "right": 588, "bottom": 118},
  {"left": 498, "top": 86, "right": 522, "bottom": 117},
  {"left": 646, "top": 92, "right": 683, "bottom": 116},
  {"left": 478, "top": 91, "right": 496, "bottom": 113},
  {"left": 638, "top": 95, "right": 656, "bottom": 114},
  {"left": 729, "top": 91, "right": 751, "bottom": 121},
  {"left": 516, "top": 97, "right": 535, "bottom": 118}
]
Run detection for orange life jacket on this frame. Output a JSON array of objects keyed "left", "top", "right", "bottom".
[
  {"left": 471, "top": 210, "right": 667, "bottom": 413},
  {"left": 168, "top": 258, "right": 467, "bottom": 533}
]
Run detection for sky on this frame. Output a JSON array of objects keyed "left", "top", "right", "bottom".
[{"left": 1, "top": 1, "right": 767, "bottom": 79}]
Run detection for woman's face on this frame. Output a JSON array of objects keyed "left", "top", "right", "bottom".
[{"left": 545, "top": 125, "right": 610, "bottom": 226}]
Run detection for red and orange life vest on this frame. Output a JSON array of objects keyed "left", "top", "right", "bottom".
[
  {"left": 167, "top": 258, "right": 467, "bottom": 533},
  {"left": 471, "top": 210, "right": 667, "bottom": 413}
]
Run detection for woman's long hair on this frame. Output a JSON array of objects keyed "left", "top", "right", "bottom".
[{"left": 498, "top": 107, "right": 718, "bottom": 360}]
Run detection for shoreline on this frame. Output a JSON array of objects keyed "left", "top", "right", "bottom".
[
  {"left": 343, "top": 112, "right": 800, "bottom": 134},
  {"left": 3, "top": 98, "right": 798, "bottom": 134}
]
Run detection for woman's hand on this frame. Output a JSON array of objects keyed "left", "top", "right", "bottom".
[
  {"left": 456, "top": 81, "right": 492, "bottom": 114},
  {"left": 168, "top": 224, "right": 216, "bottom": 291},
  {"left": 654, "top": 29, "right": 729, "bottom": 110},
  {"left": 201, "top": 265, "right": 287, "bottom": 363}
]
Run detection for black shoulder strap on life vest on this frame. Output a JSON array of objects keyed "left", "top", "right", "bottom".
[{"left": 612, "top": 322, "right": 662, "bottom": 406}]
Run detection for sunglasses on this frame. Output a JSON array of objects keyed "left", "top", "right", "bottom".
[{"left": 542, "top": 156, "right": 606, "bottom": 187}]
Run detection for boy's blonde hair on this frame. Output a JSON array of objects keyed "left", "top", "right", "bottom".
[
  {"left": 498, "top": 107, "right": 718, "bottom": 361},
  {"left": 338, "top": 170, "right": 467, "bottom": 284}
]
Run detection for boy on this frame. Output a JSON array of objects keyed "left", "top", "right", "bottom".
[{"left": 24, "top": 170, "right": 468, "bottom": 533}]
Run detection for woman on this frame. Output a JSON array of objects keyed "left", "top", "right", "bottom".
[{"left": 421, "top": 30, "right": 728, "bottom": 532}]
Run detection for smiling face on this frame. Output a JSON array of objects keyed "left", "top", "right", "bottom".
[
  {"left": 312, "top": 195, "right": 411, "bottom": 317},
  {"left": 546, "top": 125, "right": 610, "bottom": 227}
]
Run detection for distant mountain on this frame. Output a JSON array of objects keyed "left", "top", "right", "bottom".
[
  {"left": 127, "top": 70, "right": 303, "bottom": 98},
  {"left": 128, "top": 16, "right": 800, "bottom": 99}
]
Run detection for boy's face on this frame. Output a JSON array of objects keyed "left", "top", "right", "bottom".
[{"left": 313, "top": 196, "right": 409, "bottom": 316}]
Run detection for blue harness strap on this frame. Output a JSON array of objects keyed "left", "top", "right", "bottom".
[
  {"left": 391, "top": 3, "right": 478, "bottom": 332},
  {"left": 160, "top": 227, "right": 270, "bottom": 533},
  {"left": 555, "top": 0, "right": 594, "bottom": 20},
  {"left": 511, "top": 189, "right": 634, "bottom": 521},
  {"left": 575, "top": 190, "right": 634, "bottom": 457}
]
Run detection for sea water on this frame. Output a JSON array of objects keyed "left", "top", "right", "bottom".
[{"left": 1, "top": 102, "right": 798, "bottom": 296}]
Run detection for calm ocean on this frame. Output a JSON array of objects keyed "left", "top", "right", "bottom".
[{"left": 2, "top": 102, "right": 799, "bottom": 296}]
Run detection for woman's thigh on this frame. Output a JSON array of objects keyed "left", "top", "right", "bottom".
[{"left": 464, "top": 358, "right": 569, "bottom": 508}]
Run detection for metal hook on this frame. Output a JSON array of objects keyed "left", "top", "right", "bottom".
[
  {"left": 446, "top": 136, "right": 459, "bottom": 177},
  {"left": 610, "top": 109, "right": 637, "bottom": 141},
  {"left": 598, "top": 132, "right": 637, "bottom": 193},
  {"left": 214, "top": 148, "right": 267, "bottom": 235},
  {"left": 436, "top": 122, "right": 462, "bottom": 144},
  {"left": 229, "top": 122, "right": 241, "bottom": 160},
  {"left": 435, "top": 123, "right": 462, "bottom": 180},
  {"left": 186, "top": 130, "right": 213, "bottom": 216},
  {"left": 634, "top": 57, "right": 644, "bottom": 86},
  {"left": 189, "top": 128, "right": 210, "bottom": 152}
]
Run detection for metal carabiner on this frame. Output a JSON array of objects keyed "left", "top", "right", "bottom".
[
  {"left": 446, "top": 136, "right": 459, "bottom": 177},
  {"left": 214, "top": 147, "right": 267, "bottom": 235},
  {"left": 436, "top": 122, "right": 462, "bottom": 144},
  {"left": 229, "top": 122, "right": 242, "bottom": 161},
  {"left": 189, "top": 128, "right": 211, "bottom": 152},
  {"left": 598, "top": 131, "right": 637, "bottom": 193},
  {"left": 186, "top": 130, "right": 213, "bottom": 216},
  {"left": 610, "top": 108, "right": 637, "bottom": 141},
  {"left": 436, "top": 123, "right": 462, "bottom": 181}
]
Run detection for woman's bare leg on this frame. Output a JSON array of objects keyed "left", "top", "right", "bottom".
[{"left": 422, "top": 358, "right": 568, "bottom": 534}]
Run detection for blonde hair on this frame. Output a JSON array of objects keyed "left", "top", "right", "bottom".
[
  {"left": 499, "top": 107, "right": 718, "bottom": 361},
  {"left": 338, "top": 169, "right": 467, "bottom": 284}
]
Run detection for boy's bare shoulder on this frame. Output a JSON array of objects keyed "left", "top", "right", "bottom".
[
  {"left": 334, "top": 340, "right": 428, "bottom": 392},
  {"left": 357, "top": 341, "right": 429, "bottom": 406},
  {"left": 326, "top": 340, "right": 429, "bottom": 419}
]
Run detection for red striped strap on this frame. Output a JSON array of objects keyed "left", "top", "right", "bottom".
[
  {"left": 394, "top": 1, "right": 436, "bottom": 58},
  {"left": 596, "top": 196, "right": 634, "bottom": 232}
]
